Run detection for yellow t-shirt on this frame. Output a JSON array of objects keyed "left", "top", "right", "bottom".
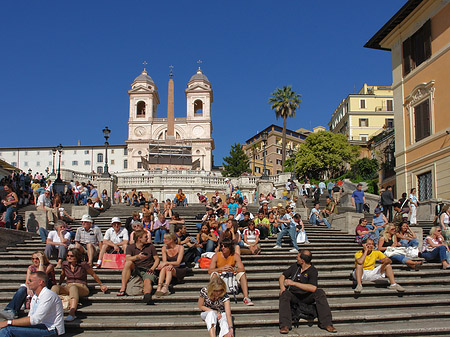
[{"left": 354, "top": 250, "right": 385, "bottom": 270}]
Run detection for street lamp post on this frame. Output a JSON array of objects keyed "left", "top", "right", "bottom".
[
  {"left": 102, "top": 126, "right": 111, "bottom": 177},
  {"left": 51, "top": 148, "right": 57, "bottom": 175},
  {"left": 54, "top": 144, "right": 63, "bottom": 183},
  {"left": 261, "top": 131, "right": 268, "bottom": 180}
]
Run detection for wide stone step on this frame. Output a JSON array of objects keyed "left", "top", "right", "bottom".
[{"left": 61, "top": 306, "right": 450, "bottom": 332}]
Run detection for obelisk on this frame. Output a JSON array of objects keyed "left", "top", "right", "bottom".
[{"left": 166, "top": 66, "right": 176, "bottom": 145}]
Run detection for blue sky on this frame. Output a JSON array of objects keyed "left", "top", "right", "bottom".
[{"left": 0, "top": 0, "right": 405, "bottom": 165}]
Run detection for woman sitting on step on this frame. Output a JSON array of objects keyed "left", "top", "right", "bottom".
[
  {"left": 198, "top": 277, "right": 234, "bottom": 337},
  {"left": 396, "top": 221, "right": 419, "bottom": 248},
  {"left": 155, "top": 233, "right": 186, "bottom": 297},
  {"left": 0, "top": 251, "right": 55, "bottom": 320},
  {"left": 421, "top": 226, "right": 450, "bottom": 269},
  {"left": 51, "top": 248, "right": 108, "bottom": 322},
  {"left": 377, "top": 224, "right": 422, "bottom": 270}
]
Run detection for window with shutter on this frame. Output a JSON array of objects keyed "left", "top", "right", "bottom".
[
  {"left": 387, "top": 100, "right": 393, "bottom": 111},
  {"left": 402, "top": 20, "right": 431, "bottom": 76},
  {"left": 414, "top": 100, "right": 430, "bottom": 142}
]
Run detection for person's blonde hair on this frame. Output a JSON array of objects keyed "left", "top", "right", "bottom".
[
  {"left": 207, "top": 276, "right": 227, "bottom": 299},
  {"left": 382, "top": 224, "right": 395, "bottom": 241},
  {"left": 430, "top": 226, "right": 441, "bottom": 237},
  {"left": 163, "top": 233, "right": 177, "bottom": 242}
]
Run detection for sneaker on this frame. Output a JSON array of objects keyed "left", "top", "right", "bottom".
[
  {"left": 65, "top": 314, "right": 76, "bottom": 322},
  {"left": 194, "top": 263, "right": 200, "bottom": 269},
  {"left": 243, "top": 297, "right": 254, "bottom": 306},
  {"left": 388, "top": 283, "right": 405, "bottom": 292},
  {"left": 0, "top": 309, "right": 16, "bottom": 320},
  {"left": 305, "top": 241, "right": 311, "bottom": 245},
  {"left": 289, "top": 248, "right": 299, "bottom": 253},
  {"left": 273, "top": 245, "right": 282, "bottom": 249},
  {"left": 354, "top": 284, "right": 363, "bottom": 294}
]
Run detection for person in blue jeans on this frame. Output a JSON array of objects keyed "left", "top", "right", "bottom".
[
  {"left": 0, "top": 271, "right": 64, "bottom": 337},
  {"left": 352, "top": 184, "right": 365, "bottom": 213},
  {"left": 0, "top": 252, "right": 55, "bottom": 320},
  {"left": 193, "top": 223, "right": 218, "bottom": 268},
  {"left": 366, "top": 208, "right": 388, "bottom": 241},
  {"left": 273, "top": 208, "right": 300, "bottom": 253},
  {"left": 309, "top": 203, "right": 331, "bottom": 228},
  {"left": 153, "top": 213, "right": 170, "bottom": 244},
  {"left": 396, "top": 222, "right": 419, "bottom": 248},
  {"left": 421, "top": 226, "right": 450, "bottom": 269}
]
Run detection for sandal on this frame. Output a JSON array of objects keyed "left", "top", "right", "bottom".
[
  {"left": 155, "top": 284, "right": 164, "bottom": 297},
  {"left": 116, "top": 291, "right": 126, "bottom": 296},
  {"left": 161, "top": 284, "right": 169, "bottom": 296}
]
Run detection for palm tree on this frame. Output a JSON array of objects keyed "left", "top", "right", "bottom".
[{"left": 268, "top": 85, "right": 302, "bottom": 165}]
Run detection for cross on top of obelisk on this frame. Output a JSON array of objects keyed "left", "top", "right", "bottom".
[{"left": 169, "top": 65, "right": 174, "bottom": 79}]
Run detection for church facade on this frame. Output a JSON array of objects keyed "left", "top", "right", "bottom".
[{"left": 0, "top": 67, "right": 215, "bottom": 174}]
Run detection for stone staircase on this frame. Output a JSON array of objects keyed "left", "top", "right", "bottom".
[{"left": 2, "top": 203, "right": 450, "bottom": 336}]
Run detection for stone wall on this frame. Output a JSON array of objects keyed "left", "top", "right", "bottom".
[{"left": 0, "top": 228, "right": 36, "bottom": 252}]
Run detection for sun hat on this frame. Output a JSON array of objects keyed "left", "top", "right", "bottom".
[
  {"left": 111, "top": 217, "right": 121, "bottom": 224},
  {"left": 81, "top": 214, "right": 93, "bottom": 223}
]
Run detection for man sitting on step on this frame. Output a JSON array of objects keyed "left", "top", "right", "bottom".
[
  {"left": 74, "top": 214, "right": 103, "bottom": 267},
  {"left": 208, "top": 239, "right": 254, "bottom": 306},
  {"left": 95, "top": 217, "right": 129, "bottom": 268},
  {"left": 353, "top": 238, "right": 405, "bottom": 294},
  {"left": 279, "top": 249, "right": 337, "bottom": 334},
  {"left": 117, "top": 230, "right": 160, "bottom": 304}
]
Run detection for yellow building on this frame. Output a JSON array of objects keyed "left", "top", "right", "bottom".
[
  {"left": 366, "top": 0, "right": 450, "bottom": 200},
  {"left": 242, "top": 125, "right": 307, "bottom": 176},
  {"left": 329, "top": 84, "right": 394, "bottom": 142}
]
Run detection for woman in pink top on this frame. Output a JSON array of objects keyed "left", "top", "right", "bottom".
[{"left": 153, "top": 213, "right": 170, "bottom": 244}]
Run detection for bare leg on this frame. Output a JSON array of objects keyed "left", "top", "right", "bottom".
[
  {"left": 355, "top": 264, "right": 363, "bottom": 285},
  {"left": 86, "top": 243, "right": 95, "bottom": 265},
  {"left": 157, "top": 268, "right": 166, "bottom": 292},
  {"left": 119, "top": 261, "right": 133, "bottom": 292},
  {"left": 98, "top": 243, "right": 110, "bottom": 262},
  {"left": 143, "top": 278, "right": 152, "bottom": 294},
  {"left": 381, "top": 262, "right": 396, "bottom": 284},
  {"left": 239, "top": 273, "right": 249, "bottom": 298}
]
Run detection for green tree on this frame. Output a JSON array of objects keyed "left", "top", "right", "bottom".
[
  {"left": 222, "top": 143, "right": 250, "bottom": 177},
  {"left": 294, "top": 131, "right": 359, "bottom": 180},
  {"left": 351, "top": 158, "right": 379, "bottom": 180},
  {"left": 268, "top": 85, "right": 302, "bottom": 165}
]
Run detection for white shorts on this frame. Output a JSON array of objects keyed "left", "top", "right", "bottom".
[{"left": 353, "top": 265, "right": 385, "bottom": 282}]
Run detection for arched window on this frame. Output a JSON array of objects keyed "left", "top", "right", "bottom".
[
  {"left": 194, "top": 100, "right": 203, "bottom": 116},
  {"left": 137, "top": 101, "right": 146, "bottom": 117}
]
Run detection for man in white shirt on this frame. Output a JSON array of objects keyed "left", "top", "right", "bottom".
[
  {"left": 0, "top": 271, "right": 65, "bottom": 336},
  {"left": 36, "top": 189, "right": 57, "bottom": 225},
  {"left": 95, "top": 217, "right": 129, "bottom": 268},
  {"left": 44, "top": 221, "right": 71, "bottom": 268}
]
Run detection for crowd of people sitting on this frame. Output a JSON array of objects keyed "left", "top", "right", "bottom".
[{"left": 2, "top": 172, "right": 450, "bottom": 336}]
